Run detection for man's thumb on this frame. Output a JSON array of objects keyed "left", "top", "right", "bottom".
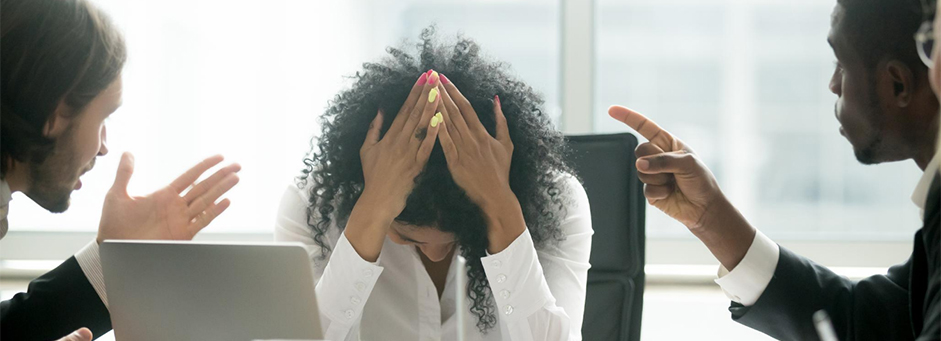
[
  {"left": 111, "top": 152, "right": 135, "bottom": 193},
  {"left": 58, "top": 328, "right": 93, "bottom": 341}
]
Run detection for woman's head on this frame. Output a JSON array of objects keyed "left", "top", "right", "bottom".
[
  {"left": 300, "top": 26, "right": 573, "bottom": 332},
  {"left": 387, "top": 220, "right": 457, "bottom": 262}
]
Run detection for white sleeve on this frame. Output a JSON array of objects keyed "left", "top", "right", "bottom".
[
  {"left": 482, "top": 175, "right": 593, "bottom": 341},
  {"left": 713, "top": 230, "right": 780, "bottom": 306},
  {"left": 75, "top": 240, "right": 108, "bottom": 308},
  {"left": 274, "top": 184, "right": 383, "bottom": 341}
]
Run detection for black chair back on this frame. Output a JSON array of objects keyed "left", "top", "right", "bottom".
[{"left": 566, "top": 133, "right": 646, "bottom": 341}]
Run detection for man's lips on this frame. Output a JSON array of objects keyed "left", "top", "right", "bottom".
[{"left": 75, "top": 162, "right": 95, "bottom": 190}]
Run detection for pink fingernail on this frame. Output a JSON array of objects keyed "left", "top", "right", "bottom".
[
  {"left": 494, "top": 95, "right": 501, "bottom": 107},
  {"left": 428, "top": 71, "right": 439, "bottom": 86},
  {"left": 426, "top": 69, "right": 434, "bottom": 77},
  {"left": 416, "top": 73, "right": 428, "bottom": 86},
  {"left": 441, "top": 74, "right": 451, "bottom": 85}
]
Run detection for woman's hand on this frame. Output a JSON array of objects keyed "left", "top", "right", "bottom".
[
  {"left": 437, "top": 79, "right": 524, "bottom": 253},
  {"left": 346, "top": 70, "right": 443, "bottom": 261}
]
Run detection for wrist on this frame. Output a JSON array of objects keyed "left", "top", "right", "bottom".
[
  {"left": 356, "top": 189, "right": 400, "bottom": 222},
  {"left": 345, "top": 189, "right": 401, "bottom": 262},
  {"left": 690, "top": 194, "right": 756, "bottom": 270},
  {"left": 479, "top": 188, "right": 519, "bottom": 218},
  {"left": 481, "top": 192, "right": 526, "bottom": 254}
]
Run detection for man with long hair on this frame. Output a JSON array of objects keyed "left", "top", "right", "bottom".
[{"left": 0, "top": 0, "right": 241, "bottom": 340}]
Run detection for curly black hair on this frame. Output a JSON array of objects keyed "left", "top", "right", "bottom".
[{"left": 298, "top": 26, "right": 573, "bottom": 333}]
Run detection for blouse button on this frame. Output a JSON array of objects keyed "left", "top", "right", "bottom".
[
  {"left": 500, "top": 289, "right": 511, "bottom": 299},
  {"left": 350, "top": 296, "right": 361, "bottom": 305},
  {"left": 363, "top": 269, "right": 374, "bottom": 278},
  {"left": 355, "top": 282, "right": 366, "bottom": 292},
  {"left": 492, "top": 260, "right": 502, "bottom": 268},
  {"left": 496, "top": 274, "right": 507, "bottom": 284},
  {"left": 504, "top": 305, "right": 514, "bottom": 315},
  {"left": 344, "top": 309, "right": 355, "bottom": 320}
]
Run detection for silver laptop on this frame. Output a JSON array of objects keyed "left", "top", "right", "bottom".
[{"left": 101, "top": 240, "right": 323, "bottom": 341}]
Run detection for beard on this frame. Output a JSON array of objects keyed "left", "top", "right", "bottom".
[
  {"left": 848, "top": 85, "right": 886, "bottom": 165},
  {"left": 25, "top": 127, "right": 92, "bottom": 213},
  {"left": 853, "top": 133, "right": 883, "bottom": 165}
]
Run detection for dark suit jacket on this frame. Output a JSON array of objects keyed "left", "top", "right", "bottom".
[
  {"left": 1, "top": 256, "right": 112, "bottom": 340},
  {"left": 730, "top": 175, "right": 941, "bottom": 341}
]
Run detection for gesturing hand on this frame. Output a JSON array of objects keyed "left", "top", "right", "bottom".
[
  {"left": 346, "top": 70, "right": 443, "bottom": 261},
  {"left": 55, "top": 328, "right": 92, "bottom": 341},
  {"left": 609, "top": 105, "right": 757, "bottom": 270},
  {"left": 97, "top": 152, "right": 241, "bottom": 243},
  {"left": 607, "top": 105, "right": 720, "bottom": 229},
  {"left": 437, "top": 79, "right": 523, "bottom": 253}
]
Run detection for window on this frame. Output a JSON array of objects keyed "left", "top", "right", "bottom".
[
  {"left": 5, "top": 0, "right": 562, "bottom": 234},
  {"left": 4, "top": 0, "right": 922, "bottom": 254},
  {"left": 361, "top": 0, "right": 562, "bottom": 123},
  {"left": 596, "top": 0, "right": 924, "bottom": 241}
]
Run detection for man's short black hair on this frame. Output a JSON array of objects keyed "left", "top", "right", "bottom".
[{"left": 838, "top": 0, "right": 925, "bottom": 73}]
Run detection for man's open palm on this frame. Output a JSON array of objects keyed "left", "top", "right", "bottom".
[{"left": 97, "top": 153, "right": 240, "bottom": 243}]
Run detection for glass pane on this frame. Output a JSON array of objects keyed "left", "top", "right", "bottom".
[
  {"left": 7, "top": 0, "right": 561, "bottom": 233},
  {"left": 362, "top": 0, "right": 562, "bottom": 123},
  {"left": 596, "top": 0, "right": 923, "bottom": 241}
]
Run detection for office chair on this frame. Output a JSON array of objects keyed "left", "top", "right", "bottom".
[{"left": 566, "top": 133, "right": 646, "bottom": 341}]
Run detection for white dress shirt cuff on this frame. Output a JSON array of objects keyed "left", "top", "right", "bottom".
[
  {"left": 75, "top": 240, "right": 109, "bottom": 308},
  {"left": 714, "top": 230, "right": 780, "bottom": 306},
  {"left": 481, "top": 230, "right": 554, "bottom": 323},
  {"left": 315, "top": 232, "right": 384, "bottom": 325}
]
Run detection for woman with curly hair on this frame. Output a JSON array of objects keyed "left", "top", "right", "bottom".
[{"left": 275, "top": 28, "right": 593, "bottom": 341}]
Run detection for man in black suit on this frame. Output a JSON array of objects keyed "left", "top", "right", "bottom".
[
  {"left": 609, "top": 0, "right": 940, "bottom": 340},
  {"left": 0, "top": 0, "right": 241, "bottom": 340}
]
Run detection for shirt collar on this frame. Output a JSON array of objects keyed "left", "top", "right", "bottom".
[{"left": 912, "top": 152, "right": 941, "bottom": 218}]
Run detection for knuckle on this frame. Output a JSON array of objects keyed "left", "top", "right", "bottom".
[
  {"left": 651, "top": 154, "right": 666, "bottom": 167},
  {"left": 643, "top": 184, "right": 657, "bottom": 197},
  {"left": 635, "top": 142, "right": 660, "bottom": 157}
]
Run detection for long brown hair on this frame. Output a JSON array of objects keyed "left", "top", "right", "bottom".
[{"left": 1, "top": 0, "right": 126, "bottom": 177}]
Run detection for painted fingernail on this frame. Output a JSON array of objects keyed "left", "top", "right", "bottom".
[
  {"left": 426, "top": 69, "right": 434, "bottom": 77},
  {"left": 494, "top": 95, "right": 501, "bottom": 107},
  {"left": 431, "top": 112, "right": 443, "bottom": 127},
  {"left": 441, "top": 74, "right": 451, "bottom": 85},
  {"left": 428, "top": 71, "right": 439, "bottom": 86},
  {"left": 416, "top": 73, "right": 428, "bottom": 86},
  {"left": 429, "top": 88, "right": 439, "bottom": 103}
]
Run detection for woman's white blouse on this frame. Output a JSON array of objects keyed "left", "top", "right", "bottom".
[{"left": 274, "top": 175, "right": 593, "bottom": 341}]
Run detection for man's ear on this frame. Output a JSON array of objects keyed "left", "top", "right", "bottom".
[
  {"left": 885, "top": 60, "right": 916, "bottom": 108},
  {"left": 43, "top": 101, "right": 74, "bottom": 138}
]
